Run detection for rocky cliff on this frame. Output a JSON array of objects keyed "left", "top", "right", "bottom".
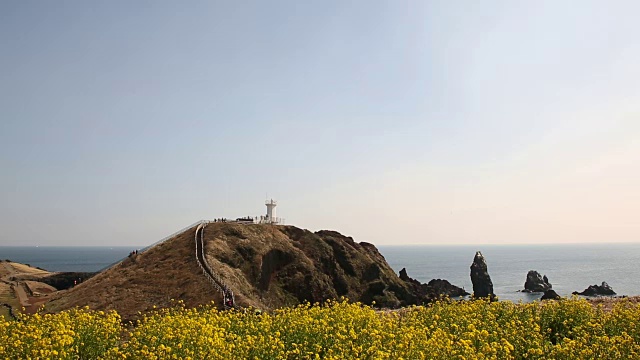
[{"left": 201, "top": 224, "right": 418, "bottom": 309}]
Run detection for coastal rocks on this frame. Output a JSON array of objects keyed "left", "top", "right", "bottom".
[
  {"left": 523, "top": 270, "right": 552, "bottom": 293},
  {"left": 399, "top": 268, "right": 469, "bottom": 301},
  {"left": 470, "top": 251, "right": 496, "bottom": 300},
  {"left": 426, "top": 279, "right": 469, "bottom": 298},
  {"left": 573, "top": 282, "right": 616, "bottom": 296},
  {"left": 541, "top": 289, "right": 561, "bottom": 300}
]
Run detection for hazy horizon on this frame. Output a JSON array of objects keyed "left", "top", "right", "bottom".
[
  {"left": 2, "top": 1, "right": 639, "bottom": 246},
  {"left": 4, "top": 241, "right": 640, "bottom": 248}
]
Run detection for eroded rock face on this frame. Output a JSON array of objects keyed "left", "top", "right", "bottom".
[
  {"left": 206, "top": 225, "right": 426, "bottom": 309},
  {"left": 573, "top": 282, "right": 616, "bottom": 296},
  {"left": 523, "top": 270, "right": 552, "bottom": 293},
  {"left": 398, "top": 268, "right": 469, "bottom": 302},
  {"left": 470, "top": 251, "right": 495, "bottom": 300},
  {"left": 258, "top": 249, "right": 294, "bottom": 291}
]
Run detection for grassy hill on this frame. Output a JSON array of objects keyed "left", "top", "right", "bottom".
[
  {"left": 45, "top": 222, "right": 432, "bottom": 320},
  {"left": 45, "top": 225, "right": 220, "bottom": 321}
]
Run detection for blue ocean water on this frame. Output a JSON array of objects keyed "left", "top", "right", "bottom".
[
  {"left": 379, "top": 243, "right": 640, "bottom": 302},
  {"left": 0, "top": 246, "right": 135, "bottom": 272},
  {"left": 2, "top": 244, "right": 639, "bottom": 302}
]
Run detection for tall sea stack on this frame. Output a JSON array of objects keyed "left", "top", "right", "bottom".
[{"left": 470, "top": 251, "right": 496, "bottom": 300}]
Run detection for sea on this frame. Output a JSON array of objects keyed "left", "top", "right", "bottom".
[
  {"left": 0, "top": 246, "right": 136, "bottom": 273},
  {"left": 379, "top": 243, "right": 640, "bottom": 302},
  {"left": 2, "top": 243, "right": 639, "bottom": 302}
]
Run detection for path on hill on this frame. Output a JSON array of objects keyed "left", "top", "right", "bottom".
[
  {"left": 0, "top": 262, "right": 53, "bottom": 316},
  {"left": 195, "top": 223, "right": 236, "bottom": 309}
]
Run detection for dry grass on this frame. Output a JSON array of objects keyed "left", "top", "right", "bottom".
[
  {"left": 45, "top": 225, "right": 223, "bottom": 322},
  {"left": 5, "top": 262, "right": 50, "bottom": 278},
  {"left": 585, "top": 295, "right": 640, "bottom": 311},
  {"left": 0, "top": 282, "right": 20, "bottom": 319}
]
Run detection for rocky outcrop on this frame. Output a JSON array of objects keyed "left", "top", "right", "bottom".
[
  {"left": 470, "top": 251, "right": 495, "bottom": 300},
  {"left": 573, "top": 282, "right": 616, "bottom": 296},
  {"left": 37, "top": 272, "right": 96, "bottom": 291},
  {"left": 541, "top": 289, "right": 561, "bottom": 300},
  {"left": 398, "top": 268, "right": 469, "bottom": 301},
  {"left": 523, "top": 270, "right": 552, "bottom": 293},
  {"left": 426, "top": 279, "right": 469, "bottom": 298},
  {"left": 239, "top": 226, "right": 420, "bottom": 308},
  {"left": 399, "top": 268, "right": 411, "bottom": 282}
]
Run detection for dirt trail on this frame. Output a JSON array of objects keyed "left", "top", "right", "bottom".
[{"left": 14, "top": 282, "right": 30, "bottom": 306}]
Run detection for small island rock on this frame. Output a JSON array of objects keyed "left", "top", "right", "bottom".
[
  {"left": 572, "top": 281, "right": 616, "bottom": 296},
  {"left": 523, "top": 270, "right": 552, "bottom": 293},
  {"left": 470, "top": 251, "right": 496, "bottom": 300},
  {"left": 541, "top": 289, "right": 561, "bottom": 300}
]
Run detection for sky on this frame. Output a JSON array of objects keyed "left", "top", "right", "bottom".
[{"left": 1, "top": 1, "right": 639, "bottom": 246}]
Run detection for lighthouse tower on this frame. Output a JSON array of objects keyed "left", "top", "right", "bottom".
[
  {"left": 265, "top": 199, "right": 277, "bottom": 222},
  {"left": 256, "top": 199, "right": 284, "bottom": 224}
]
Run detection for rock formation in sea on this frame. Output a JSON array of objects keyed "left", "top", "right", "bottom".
[
  {"left": 398, "top": 268, "right": 469, "bottom": 301},
  {"left": 541, "top": 289, "right": 561, "bottom": 300},
  {"left": 523, "top": 270, "right": 552, "bottom": 293},
  {"left": 470, "top": 251, "right": 496, "bottom": 300},
  {"left": 572, "top": 282, "right": 616, "bottom": 296}
]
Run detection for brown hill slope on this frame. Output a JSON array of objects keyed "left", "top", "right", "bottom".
[
  {"left": 46, "top": 222, "right": 455, "bottom": 320},
  {"left": 45, "top": 226, "right": 221, "bottom": 321}
]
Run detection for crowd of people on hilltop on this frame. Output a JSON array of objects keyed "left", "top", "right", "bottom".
[{"left": 213, "top": 216, "right": 256, "bottom": 223}]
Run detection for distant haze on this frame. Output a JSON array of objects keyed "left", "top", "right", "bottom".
[{"left": 1, "top": 1, "right": 639, "bottom": 246}]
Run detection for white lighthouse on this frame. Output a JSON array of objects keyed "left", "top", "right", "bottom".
[
  {"left": 266, "top": 199, "right": 277, "bottom": 221},
  {"left": 256, "top": 198, "right": 284, "bottom": 224}
]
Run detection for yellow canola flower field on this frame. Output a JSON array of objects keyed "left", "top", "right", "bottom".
[{"left": 2, "top": 298, "right": 640, "bottom": 359}]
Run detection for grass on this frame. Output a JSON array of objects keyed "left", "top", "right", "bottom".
[{"left": 0, "top": 282, "right": 20, "bottom": 321}]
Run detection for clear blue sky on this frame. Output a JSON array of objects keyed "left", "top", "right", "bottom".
[{"left": 1, "top": 1, "right": 639, "bottom": 246}]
